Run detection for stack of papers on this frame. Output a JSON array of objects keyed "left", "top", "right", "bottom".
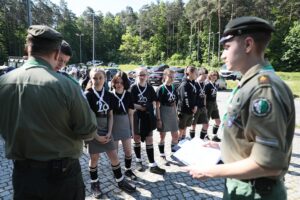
[{"left": 172, "top": 138, "right": 221, "bottom": 167}]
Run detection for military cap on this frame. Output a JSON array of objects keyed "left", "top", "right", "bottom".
[
  {"left": 220, "top": 16, "right": 275, "bottom": 44},
  {"left": 28, "top": 25, "right": 62, "bottom": 41}
]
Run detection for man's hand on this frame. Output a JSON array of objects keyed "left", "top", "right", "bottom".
[{"left": 183, "top": 165, "right": 210, "bottom": 180}]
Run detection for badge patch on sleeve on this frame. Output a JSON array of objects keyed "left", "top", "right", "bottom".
[{"left": 251, "top": 98, "right": 272, "bottom": 117}]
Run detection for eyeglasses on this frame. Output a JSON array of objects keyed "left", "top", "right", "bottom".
[{"left": 115, "top": 81, "right": 123, "bottom": 85}]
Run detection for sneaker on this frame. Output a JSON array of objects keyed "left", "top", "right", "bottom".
[
  {"left": 91, "top": 181, "right": 101, "bottom": 199},
  {"left": 125, "top": 170, "right": 137, "bottom": 180},
  {"left": 211, "top": 135, "right": 221, "bottom": 142},
  {"left": 150, "top": 165, "right": 166, "bottom": 175},
  {"left": 117, "top": 179, "right": 136, "bottom": 193},
  {"left": 136, "top": 161, "right": 146, "bottom": 172}
]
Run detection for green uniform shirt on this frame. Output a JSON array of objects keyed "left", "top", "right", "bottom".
[
  {"left": 221, "top": 63, "right": 295, "bottom": 178},
  {"left": 0, "top": 57, "right": 97, "bottom": 161}
]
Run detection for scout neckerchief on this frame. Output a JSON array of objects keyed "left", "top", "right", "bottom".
[
  {"left": 189, "top": 81, "right": 197, "bottom": 93},
  {"left": 209, "top": 81, "right": 217, "bottom": 97},
  {"left": 163, "top": 83, "right": 176, "bottom": 102},
  {"left": 92, "top": 86, "right": 109, "bottom": 113},
  {"left": 137, "top": 83, "right": 148, "bottom": 103},
  {"left": 113, "top": 90, "right": 127, "bottom": 113},
  {"left": 197, "top": 81, "right": 205, "bottom": 97}
]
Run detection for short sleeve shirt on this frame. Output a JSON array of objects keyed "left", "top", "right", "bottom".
[
  {"left": 156, "top": 84, "right": 177, "bottom": 106},
  {"left": 85, "top": 88, "right": 112, "bottom": 117},
  {"left": 130, "top": 83, "right": 157, "bottom": 107},
  {"left": 221, "top": 64, "right": 295, "bottom": 177},
  {"left": 205, "top": 81, "right": 218, "bottom": 102},
  {"left": 110, "top": 91, "right": 134, "bottom": 114}
]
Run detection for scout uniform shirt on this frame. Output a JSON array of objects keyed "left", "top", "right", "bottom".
[
  {"left": 0, "top": 57, "right": 97, "bottom": 161},
  {"left": 221, "top": 63, "right": 295, "bottom": 178},
  {"left": 156, "top": 84, "right": 177, "bottom": 106}
]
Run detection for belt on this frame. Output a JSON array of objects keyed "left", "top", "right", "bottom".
[
  {"left": 240, "top": 178, "right": 280, "bottom": 195},
  {"left": 14, "top": 158, "right": 77, "bottom": 169}
]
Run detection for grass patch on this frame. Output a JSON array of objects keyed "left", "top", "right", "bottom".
[
  {"left": 119, "top": 64, "right": 140, "bottom": 72},
  {"left": 226, "top": 72, "right": 300, "bottom": 98}
]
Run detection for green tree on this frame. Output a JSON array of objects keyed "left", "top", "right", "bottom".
[{"left": 282, "top": 21, "right": 300, "bottom": 71}]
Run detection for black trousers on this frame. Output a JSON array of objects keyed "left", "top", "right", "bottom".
[{"left": 12, "top": 159, "right": 85, "bottom": 200}]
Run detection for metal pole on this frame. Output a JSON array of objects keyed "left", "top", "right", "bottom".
[
  {"left": 92, "top": 13, "right": 95, "bottom": 67},
  {"left": 27, "top": 0, "right": 32, "bottom": 27},
  {"left": 79, "top": 35, "right": 83, "bottom": 63},
  {"left": 208, "top": 32, "right": 211, "bottom": 65},
  {"left": 217, "top": 32, "right": 220, "bottom": 65},
  {"left": 212, "top": 32, "right": 215, "bottom": 61}
]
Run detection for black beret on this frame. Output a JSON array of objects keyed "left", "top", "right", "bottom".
[
  {"left": 220, "top": 16, "right": 275, "bottom": 44},
  {"left": 60, "top": 40, "right": 72, "bottom": 57},
  {"left": 28, "top": 25, "right": 62, "bottom": 41}
]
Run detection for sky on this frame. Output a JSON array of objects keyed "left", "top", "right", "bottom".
[{"left": 50, "top": 0, "right": 186, "bottom": 16}]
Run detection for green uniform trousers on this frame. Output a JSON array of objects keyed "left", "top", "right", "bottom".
[{"left": 223, "top": 178, "right": 286, "bottom": 200}]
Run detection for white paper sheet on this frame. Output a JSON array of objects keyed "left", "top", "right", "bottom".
[{"left": 172, "top": 138, "right": 221, "bottom": 167}]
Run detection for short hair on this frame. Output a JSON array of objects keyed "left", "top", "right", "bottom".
[
  {"left": 111, "top": 71, "right": 130, "bottom": 90},
  {"left": 208, "top": 70, "right": 219, "bottom": 80},
  {"left": 184, "top": 66, "right": 196, "bottom": 76},
  {"left": 60, "top": 40, "right": 72, "bottom": 57},
  {"left": 26, "top": 35, "right": 61, "bottom": 56},
  {"left": 238, "top": 32, "right": 272, "bottom": 54},
  {"left": 162, "top": 68, "right": 175, "bottom": 82},
  {"left": 198, "top": 67, "right": 208, "bottom": 75}
]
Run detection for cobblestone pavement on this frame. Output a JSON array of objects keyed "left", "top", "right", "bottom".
[{"left": 1, "top": 92, "right": 300, "bottom": 200}]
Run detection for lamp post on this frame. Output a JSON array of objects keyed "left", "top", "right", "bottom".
[
  {"left": 76, "top": 33, "right": 84, "bottom": 63},
  {"left": 208, "top": 32, "right": 213, "bottom": 65},
  {"left": 216, "top": 32, "right": 220, "bottom": 65},
  {"left": 92, "top": 13, "right": 95, "bottom": 67}
]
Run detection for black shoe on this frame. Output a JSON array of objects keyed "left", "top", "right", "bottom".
[
  {"left": 125, "top": 169, "right": 137, "bottom": 180},
  {"left": 160, "top": 155, "right": 170, "bottom": 166},
  {"left": 91, "top": 181, "right": 101, "bottom": 199},
  {"left": 211, "top": 135, "right": 221, "bottom": 142},
  {"left": 150, "top": 165, "right": 166, "bottom": 175},
  {"left": 136, "top": 161, "right": 146, "bottom": 172},
  {"left": 117, "top": 179, "right": 136, "bottom": 193}
]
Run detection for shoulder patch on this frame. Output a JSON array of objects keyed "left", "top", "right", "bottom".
[
  {"left": 251, "top": 98, "right": 272, "bottom": 117},
  {"left": 258, "top": 74, "right": 270, "bottom": 84}
]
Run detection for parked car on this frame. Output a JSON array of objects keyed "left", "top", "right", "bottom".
[
  {"left": 216, "top": 77, "right": 227, "bottom": 90},
  {"left": 219, "top": 64, "right": 242, "bottom": 80},
  {"left": 86, "top": 60, "right": 103, "bottom": 66},
  {"left": 105, "top": 67, "right": 119, "bottom": 81},
  {"left": 148, "top": 64, "right": 169, "bottom": 85},
  {"left": 169, "top": 67, "right": 185, "bottom": 88}
]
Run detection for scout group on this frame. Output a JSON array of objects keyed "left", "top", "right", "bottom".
[{"left": 0, "top": 16, "right": 295, "bottom": 200}]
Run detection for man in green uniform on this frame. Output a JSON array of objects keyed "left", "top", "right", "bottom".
[
  {"left": 0, "top": 25, "right": 97, "bottom": 200},
  {"left": 184, "top": 16, "right": 295, "bottom": 200}
]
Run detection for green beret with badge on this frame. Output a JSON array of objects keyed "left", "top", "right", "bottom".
[
  {"left": 220, "top": 16, "right": 275, "bottom": 44},
  {"left": 28, "top": 25, "right": 62, "bottom": 41}
]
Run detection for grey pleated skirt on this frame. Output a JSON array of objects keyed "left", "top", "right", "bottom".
[
  {"left": 112, "top": 114, "right": 131, "bottom": 141},
  {"left": 87, "top": 117, "right": 116, "bottom": 154},
  {"left": 158, "top": 105, "right": 179, "bottom": 132}
]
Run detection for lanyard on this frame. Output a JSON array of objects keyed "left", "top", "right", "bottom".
[
  {"left": 137, "top": 84, "right": 148, "bottom": 103},
  {"left": 209, "top": 81, "right": 218, "bottom": 96},
  {"left": 92, "top": 87, "right": 109, "bottom": 113},
  {"left": 189, "top": 82, "right": 196, "bottom": 93},
  {"left": 197, "top": 82, "right": 205, "bottom": 96},
  {"left": 163, "top": 84, "right": 176, "bottom": 102},
  {"left": 113, "top": 90, "right": 127, "bottom": 113}
]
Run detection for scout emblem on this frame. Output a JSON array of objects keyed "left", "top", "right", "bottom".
[
  {"left": 258, "top": 75, "right": 270, "bottom": 84},
  {"left": 251, "top": 98, "right": 271, "bottom": 117},
  {"left": 137, "top": 84, "right": 148, "bottom": 103},
  {"left": 163, "top": 84, "right": 176, "bottom": 102},
  {"left": 92, "top": 87, "right": 109, "bottom": 113}
]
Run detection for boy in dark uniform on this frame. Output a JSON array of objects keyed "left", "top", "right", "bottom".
[
  {"left": 190, "top": 67, "right": 209, "bottom": 139},
  {"left": 204, "top": 70, "right": 221, "bottom": 141},
  {"left": 185, "top": 16, "right": 295, "bottom": 200},
  {"left": 131, "top": 67, "right": 166, "bottom": 175},
  {"left": 177, "top": 66, "right": 198, "bottom": 140}
]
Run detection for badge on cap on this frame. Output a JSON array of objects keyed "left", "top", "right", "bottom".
[
  {"left": 251, "top": 98, "right": 272, "bottom": 117},
  {"left": 258, "top": 75, "right": 270, "bottom": 84}
]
